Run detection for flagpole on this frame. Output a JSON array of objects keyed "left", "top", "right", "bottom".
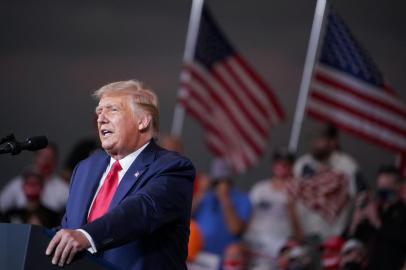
[
  {"left": 288, "top": 0, "right": 329, "bottom": 153},
  {"left": 171, "top": 0, "right": 205, "bottom": 136}
]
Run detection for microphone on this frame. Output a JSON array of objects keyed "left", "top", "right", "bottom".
[
  {"left": 0, "top": 134, "right": 15, "bottom": 145},
  {"left": 0, "top": 136, "right": 48, "bottom": 155}
]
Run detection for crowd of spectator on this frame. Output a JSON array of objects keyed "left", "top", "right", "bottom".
[
  {"left": 0, "top": 126, "right": 405, "bottom": 270},
  {"left": 183, "top": 125, "right": 406, "bottom": 270}
]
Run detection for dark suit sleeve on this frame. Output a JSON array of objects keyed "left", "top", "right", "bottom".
[
  {"left": 80, "top": 154, "right": 195, "bottom": 251},
  {"left": 61, "top": 164, "right": 81, "bottom": 228}
]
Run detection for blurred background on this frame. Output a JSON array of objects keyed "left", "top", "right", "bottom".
[{"left": 0, "top": 0, "right": 405, "bottom": 189}]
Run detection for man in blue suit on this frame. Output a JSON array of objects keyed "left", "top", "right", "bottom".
[{"left": 46, "top": 80, "right": 195, "bottom": 270}]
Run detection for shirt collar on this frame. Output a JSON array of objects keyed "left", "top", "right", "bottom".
[{"left": 109, "top": 141, "right": 150, "bottom": 171}]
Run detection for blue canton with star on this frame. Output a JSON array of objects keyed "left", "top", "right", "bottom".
[
  {"left": 319, "top": 9, "right": 384, "bottom": 87},
  {"left": 194, "top": 5, "right": 236, "bottom": 70}
]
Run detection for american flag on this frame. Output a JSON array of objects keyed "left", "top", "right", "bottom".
[
  {"left": 307, "top": 9, "right": 406, "bottom": 153},
  {"left": 178, "top": 5, "right": 284, "bottom": 172},
  {"left": 297, "top": 170, "right": 349, "bottom": 224}
]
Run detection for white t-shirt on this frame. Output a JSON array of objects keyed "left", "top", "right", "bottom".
[
  {"left": 295, "top": 201, "right": 351, "bottom": 240},
  {"left": 0, "top": 174, "right": 69, "bottom": 212},
  {"left": 244, "top": 180, "right": 292, "bottom": 259}
]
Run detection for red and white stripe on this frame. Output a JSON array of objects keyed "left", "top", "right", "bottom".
[
  {"left": 308, "top": 64, "right": 406, "bottom": 153},
  {"left": 297, "top": 170, "right": 349, "bottom": 224},
  {"left": 179, "top": 55, "right": 284, "bottom": 172}
]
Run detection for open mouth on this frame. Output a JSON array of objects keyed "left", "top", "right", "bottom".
[{"left": 101, "top": 129, "right": 113, "bottom": 137}]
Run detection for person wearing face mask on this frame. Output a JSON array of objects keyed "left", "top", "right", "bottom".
[
  {"left": 3, "top": 170, "right": 60, "bottom": 228},
  {"left": 222, "top": 242, "right": 249, "bottom": 270},
  {"left": 243, "top": 150, "right": 299, "bottom": 269},
  {"left": 0, "top": 144, "right": 69, "bottom": 214},
  {"left": 350, "top": 165, "right": 406, "bottom": 270}
]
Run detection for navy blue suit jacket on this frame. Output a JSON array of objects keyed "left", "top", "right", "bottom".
[{"left": 61, "top": 140, "right": 195, "bottom": 270}]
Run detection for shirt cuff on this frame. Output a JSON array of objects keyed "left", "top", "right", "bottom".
[{"left": 76, "top": 229, "right": 97, "bottom": 254}]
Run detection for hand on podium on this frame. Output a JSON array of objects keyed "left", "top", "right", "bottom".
[{"left": 45, "top": 229, "right": 91, "bottom": 267}]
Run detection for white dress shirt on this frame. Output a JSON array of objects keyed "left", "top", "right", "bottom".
[{"left": 78, "top": 142, "right": 149, "bottom": 253}]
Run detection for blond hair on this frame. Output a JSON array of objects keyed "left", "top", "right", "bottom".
[{"left": 93, "top": 80, "right": 159, "bottom": 133}]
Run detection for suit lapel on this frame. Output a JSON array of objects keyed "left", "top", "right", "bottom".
[
  {"left": 77, "top": 152, "right": 110, "bottom": 225},
  {"left": 109, "top": 140, "right": 158, "bottom": 210}
]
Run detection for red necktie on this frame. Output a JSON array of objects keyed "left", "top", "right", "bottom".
[{"left": 88, "top": 160, "right": 122, "bottom": 223}]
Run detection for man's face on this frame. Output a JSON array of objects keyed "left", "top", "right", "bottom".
[
  {"left": 271, "top": 160, "right": 293, "bottom": 179},
  {"left": 376, "top": 173, "right": 399, "bottom": 203},
  {"left": 222, "top": 243, "right": 246, "bottom": 270},
  {"left": 160, "top": 136, "right": 183, "bottom": 153},
  {"left": 377, "top": 173, "right": 398, "bottom": 190},
  {"left": 34, "top": 147, "right": 57, "bottom": 177},
  {"left": 311, "top": 136, "right": 332, "bottom": 161},
  {"left": 96, "top": 94, "right": 141, "bottom": 158},
  {"left": 23, "top": 176, "right": 43, "bottom": 202}
]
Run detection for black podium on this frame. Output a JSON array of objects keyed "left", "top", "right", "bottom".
[{"left": 0, "top": 223, "right": 117, "bottom": 270}]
